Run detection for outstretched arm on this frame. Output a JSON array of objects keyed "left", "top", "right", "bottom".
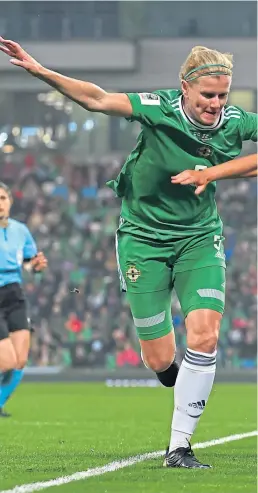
[
  {"left": 201, "top": 154, "right": 257, "bottom": 181},
  {"left": 238, "top": 168, "right": 257, "bottom": 178},
  {"left": 0, "top": 37, "right": 132, "bottom": 117},
  {"left": 171, "top": 154, "right": 257, "bottom": 195}
]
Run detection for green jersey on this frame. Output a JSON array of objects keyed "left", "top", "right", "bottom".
[{"left": 107, "top": 89, "right": 257, "bottom": 239}]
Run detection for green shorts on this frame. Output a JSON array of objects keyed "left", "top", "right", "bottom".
[{"left": 116, "top": 222, "right": 226, "bottom": 341}]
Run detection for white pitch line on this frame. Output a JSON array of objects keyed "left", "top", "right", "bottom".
[
  {"left": 10, "top": 421, "right": 76, "bottom": 427},
  {"left": 11, "top": 422, "right": 65, "bottom": 427},
  {"left": 1, "top": 431, "right": 257, "bottom": 493}
]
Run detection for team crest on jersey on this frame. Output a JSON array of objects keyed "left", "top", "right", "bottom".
[
  {"left": 16, "top": 249, "right": 23, "bottom": 266},
  {"left": 138, "top": 93, "right": 161, "bottom": 106},
  {"left": 197, "top": 146, "right": 213, "bottom": 157},
  {"left": 126, "top": 265, "right": 141, "bottom": 283}
]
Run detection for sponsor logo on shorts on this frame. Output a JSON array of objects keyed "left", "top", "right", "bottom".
[
  {"left": 213, "top": 235, "right": 225, "bottom": 260},
  {"left": 126, "top": 265, "right": 141, "bottom": 283},
  {"left": 215, "top": 251, "right": 225, "bottom": 260}
]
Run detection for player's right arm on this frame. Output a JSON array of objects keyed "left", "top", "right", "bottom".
[
  {"left": 0, "top": 37, "right": 132, "bottom": 117},
  {"left": 171, "top": 153, "right": 257, "bottom": 194}
]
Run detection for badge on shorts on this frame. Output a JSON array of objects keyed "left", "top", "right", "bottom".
[{"left": 126, "top": 265, "right": 141, "bottom": 283}]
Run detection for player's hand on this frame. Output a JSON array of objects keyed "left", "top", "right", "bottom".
[
  {"left": 0, "top": 37, "right": 42, "bottom": 75},
  {"left": 171, "top": 170, "right": 209, "bottom": 195},
  {"left": 30, "top": 252, "right": 48, "bottom": 272}
]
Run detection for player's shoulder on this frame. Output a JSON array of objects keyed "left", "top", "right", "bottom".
[
  {"left": 224, "top": 104, "right": 246, "bottom": 121},
  {"left": 9, "top": 218, "right": 23, "bottom": 228},
  {"left": 224, "top": 104, "right": 254, "bottom": 123},
  {"left": 9, "top": 218, "right": 30, "bottom": 233},
  {"left": 223, "top": 105, "right": 258, "bottom": 138},
  {"left": 127, "top": 89, "right": 181, "bottom": 117},
  {"left": 154, "top": 89, "right": 181, "bottom": 107},
  {"left": 134, "top": 89, "right": 181, "bottom": 107}
]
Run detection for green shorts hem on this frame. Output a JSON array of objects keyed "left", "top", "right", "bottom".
[
  {"left": 137, "top": 325, "right": 173, "bottom": 341},
  {"left": 184, "top": 302, "right": 224, "bottom": 318},
  {"left": 174, "top": 264, "right": 226, "bottom": 275}
]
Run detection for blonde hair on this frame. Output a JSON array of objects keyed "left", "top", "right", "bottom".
[{"left": 179, "top": 46, "right": 233, "bottom": 82}]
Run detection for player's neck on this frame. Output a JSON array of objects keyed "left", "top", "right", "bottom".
[{"left": 0, "top": 216, "right": 9, "bottom": 228}]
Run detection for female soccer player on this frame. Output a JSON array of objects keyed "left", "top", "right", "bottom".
[
  {"left": 0, "top": 182, "right": 47, "bottom": 416},
  {"left": 1, "top": 38, "right": 256, "bottom": 466}
]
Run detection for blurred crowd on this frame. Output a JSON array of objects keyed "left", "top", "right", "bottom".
[{"left": 0, "top": 149, "right": 257, "bottom": 370}]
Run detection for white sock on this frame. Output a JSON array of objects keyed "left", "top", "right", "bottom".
[{"left": 169, "top": 348, "right": 216, "bottom": 452}]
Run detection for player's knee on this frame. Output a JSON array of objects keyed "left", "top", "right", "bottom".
[
  {"left": 145, "top": 354, "right": 175, "bottom": 373},
  {"left": 193, "top": 336, "right": 217, "bottom": 354},
  {"left": 188, "top": 325, "right": 219, "bottom": 353},
  {"left": 1, "top": 362, "right": 16, "bottom": 372},
  {"left": 140, "top": 331, "right": 176, "bottom": 372},
  {"left": 0, "top": 354, "right": 18, "bottom": 372},
  {"left": 16, "top": 357, "right": 28, "bottom": 370},
  {"left": 0, "top": 339, "right": 18, "bottom": 371},
  {"left": 186, "top": 310, "right": 221, "bottom": 353}
]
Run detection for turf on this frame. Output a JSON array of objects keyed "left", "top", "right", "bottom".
[{"left": 0, "top": 383, "right": 256, "bottom": 492}]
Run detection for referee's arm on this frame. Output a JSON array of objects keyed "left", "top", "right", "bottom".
[
  {"left": 22, "top": 226, "right": 48, "bottom": 272},
  {"left": 23, "top": 252, "right": 48, "bottom": 273}
]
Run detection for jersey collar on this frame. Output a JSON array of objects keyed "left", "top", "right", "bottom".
[{"left": 179, "top": 95, "right": 225, "bottom": 130}]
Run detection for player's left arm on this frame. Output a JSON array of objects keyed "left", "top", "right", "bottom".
[
  {"left": 22, "top": 226, "right": 48, "bottom": 272},
  {"left": 203, "top": 153, "right": 257, "bottom": 180},
  {"left": 233, "top": 110, "right": 257, "bottom": 178},
  {"left": 240, "top": 110, "right": 257, "bottom": 142},
  {"left": 171, "top": 153, "right": 257, "bottom": 195},
  {"left": 239, "top": 168, "right": 257, "bottom": 178}
]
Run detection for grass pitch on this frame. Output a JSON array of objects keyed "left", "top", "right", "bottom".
[{"left": 0, "top": 383, "right": 256, "bottom": 492}]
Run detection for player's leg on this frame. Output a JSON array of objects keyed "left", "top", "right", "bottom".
[
  {"left": 9, "top": 330, "right": 30, "bottom": 369},
  {"left": 7, "top": 283, "right": 31, "bottom": 369},
  {"left": 0, "top": 317, "right": 19, "bottom": 417},
  {"left": 126, "top": 289, "right": 179, "bottom": 387},
  {"left": 0, "top": 287, "right": 31, "bottom": 414},
  {"left": 0, "top": 366, "right": 24, "bottom": 417},
  {"left": 165, "top": 264, "right": 225, "bottom": 468},
  {"left": 116, "top": 228, "right": 179, "bottom": 387},
  {"left": 0, "top": 315, "right": 17, "bottom": 372},
  {"left": 0, "top": 333, "right": 29, "bottom": 415}
]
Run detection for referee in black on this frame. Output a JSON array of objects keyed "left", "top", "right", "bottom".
[{"left": 0, "top": 182, "right": 47, "bottom": 416}]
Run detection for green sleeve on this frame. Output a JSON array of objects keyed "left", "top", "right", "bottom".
[
  {"left": 126, "top": 92, "right": 163, "bottom": 125},
  {"left": 240, "top": 111, "right": 257, "bottom": 141}
]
